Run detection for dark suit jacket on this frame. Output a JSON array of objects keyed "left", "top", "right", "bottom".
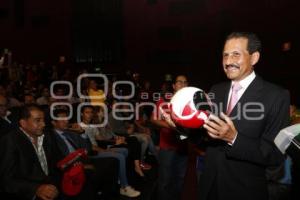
[
  {"left": 51, "top": 129, "right": 119, "bottom": 199},
  {"left": 0, "top": 118, "right": 14, "bottom": 137},
  {"left": 199, "top": 76, "right": 290, "bottom": 200},
  {"left": 52, "top": 130, "right": 93, "bottom": 158},
  {"left": 0, "top": 128, "right": 61, "bottom": 200}
]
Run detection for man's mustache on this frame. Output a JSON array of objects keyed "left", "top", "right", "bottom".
[{"left": 225, "top": 64, "right": 240, "bottom": 69}]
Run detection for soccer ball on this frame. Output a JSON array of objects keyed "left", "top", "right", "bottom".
[{"left": 170, "top": 87, "right": 211, "bottom": 128}]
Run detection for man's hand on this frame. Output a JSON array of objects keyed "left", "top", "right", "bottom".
[
  {"left": 159, "top": 107, "right": 176, "bottom": 128},
  {"left": 36, "top": 184, "right": 58, "bottom": 200},
  {"left": 68, "top": 123, "right": 85, "bottom": 134},
  {"left": 115, "top": 136, "right": 126, "bottom": 145},
  {"left": 84, "top": 164, "right": 95, "bottom": 170},
  {"left": 203, "top": 112, "right": 237, "bottom": 144},
  {"left": 93, "top": 145, "right": 110, "bottom": 153},
  {"left": 127, "top": 124, "right": 135, "bottom": 135}
]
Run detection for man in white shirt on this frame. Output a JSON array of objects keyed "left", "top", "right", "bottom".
[
  {"left": 199, "top": 32, "right": 290, "bottom": 200},
  {"left": 0, "top": 104, "right": 60, "bottom": 200}
]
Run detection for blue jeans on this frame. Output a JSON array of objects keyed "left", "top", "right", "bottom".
[
  {"left": 91, "top": 148, "right": 129, "bottom": 187},
  {"left": 157, "top": 149, "right": 188, "bottom": 200},
  {"left": 132, "top": 133, "right": 158, "bottom": 160}
]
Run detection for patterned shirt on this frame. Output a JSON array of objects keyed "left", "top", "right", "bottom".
[{"left": 20, "top": 128, "right": 49, "bottom": 175}]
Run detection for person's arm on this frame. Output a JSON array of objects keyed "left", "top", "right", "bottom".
[
  {"left": 0, "top": 134, "right": 57, "bottom": 199},
  {"left": 150, "top": 115, "right": 172, "bottom": 129},
  {"left": 134, "top": 120, "right": 151, "bottom": 134},
  {"left": 83, "top": 127, "right": 98, "bottom": 147},
  {"left": 108, "top": 113, "right": 129, "bottom": 135},
  {"left": 76, "top": 132, "right": 94, "bottom": 154},
  {"left": 225, "top": 90, "right": 289, "bottom": 166},
  {"left": 150, "top": 105, "right": 176, "bottom": 129}
]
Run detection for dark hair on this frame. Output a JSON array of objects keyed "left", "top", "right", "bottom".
[
  {"left": 172, "top": 74, "right": 188, "bottom": 84},
  {"left": 225, "top": 32, "right": 262, "bottom": 54},
  {"left": 23, "top": 93, "right": 35, "bottom": 101},
  {"left": 52, "top": 108, "right": 69, "bottom": 121},
  {"left": 19, "top": 104, "right": 43, "bottom": 120},
  {"left": 81, "top": 105, "right": 94, "bottom": 113}
]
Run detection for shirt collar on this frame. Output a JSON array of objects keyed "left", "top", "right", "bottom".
[
  {"left": 55, "top": 129, "right": 64, "bottom": 134},
  {"left": 1, "top": 110, "right": 11, "bottom": 123},
  {"left": 1, "top": 110, "right": 11, "bottom": 118},
  {"left": 79, "top": 122, "right": 91, "bottom": 128},
  {"left": 20, "top": 127, "right": 45, "bottom": 145},
  {"left": 232, "top": 71, "right": 256, "bottom": 90},
  {"left": 5, "top": 110, "right": 11, "bottom": 117}
]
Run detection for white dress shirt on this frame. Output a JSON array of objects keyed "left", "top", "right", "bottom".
[{"left": 1, "top": 111, "right": 12, "bottom": 124}]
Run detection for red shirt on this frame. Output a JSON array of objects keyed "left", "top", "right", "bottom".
[{"left": 155, "top": 97, "right": 187, "bottom": 153}]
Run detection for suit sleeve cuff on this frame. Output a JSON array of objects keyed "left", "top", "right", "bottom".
[{"left": 228, "top": 132, "right": 238, "bottom": 146}]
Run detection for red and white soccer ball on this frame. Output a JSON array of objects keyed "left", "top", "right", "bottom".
[{"left": 170, "top": 87, "right": 211, "bottom": 129}]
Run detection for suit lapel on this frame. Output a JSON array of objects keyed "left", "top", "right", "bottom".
[
  {"left": 54, "top": 131, "right": 70, "bottom": 156},
  {"left": 0, "top": 117, "right": 10, "bottom": 126},
  {"left": 16, "top": 129, "right": 40, "bottom": 163},
  {"left": 221, "top": 82, "right": 232, "bottom": 114},
  {"left": 238, "top": 76, "right": 263, "bottom": 105},
  {"left": 16, "top": 129, "right": 47, "bottom": 175}
]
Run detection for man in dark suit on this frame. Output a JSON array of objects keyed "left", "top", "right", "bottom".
[
  {"left": 199, "top": 32, "right": 290, "bottom": 200},
  {"left": 0, "top": 104, "right": 60, "bottom": 200},
  {"left": 51, "top": 109, "right": 119, "bottom": 200}
]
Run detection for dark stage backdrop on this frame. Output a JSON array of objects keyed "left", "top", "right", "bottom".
[
  {"left": 0, "top": 0, "right": 72, "bottom": 63},
  {"left": 71, "top": 0, "right": 123, "bottom": 64},
  {"left": 0, "top": 0, "right": 299, "bottom": 103}
]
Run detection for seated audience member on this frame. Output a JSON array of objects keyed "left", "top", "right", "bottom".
[
  {"left": 109, "top": 100, "right": 157, "bottom": 169},
  {"left": 94, "top": 106, "right": 147, "bottom": 177},
  {"left": 0, "top": 95, "right": 15, "bottom": 136},
  {"left": 87, "top": 79, "right": 106, "bottom": 106},
  {"left": 53, "top": 108, "right": 140, "bottom": 198},
  {"left": 290, "top": 104, "right": 300, "bottom": 124},
  {"left": 0, "top": 104, "right": 60, "bottom": 200},
  {"left": 23, "top": 93, "right": 36, "bottom": 105},
  {"left": 37, "top": 87, "right": 51, "bottom": 106},
  {"left": 0, "top": 84, "right": 22, "bottom": 108},
  {"left": 51, "top": 109, "right": 120, "bottom": 200}
]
